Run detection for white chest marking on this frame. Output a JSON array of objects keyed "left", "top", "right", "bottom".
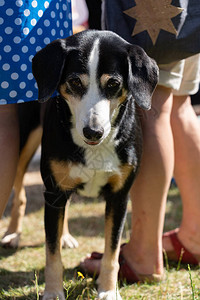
[{"left": 69, "top": 131, "right": 121, "bottom": 198}]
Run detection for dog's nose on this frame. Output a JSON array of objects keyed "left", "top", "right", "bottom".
[{"left": 83, "top": 126, "right": 104, "bottom": 141}]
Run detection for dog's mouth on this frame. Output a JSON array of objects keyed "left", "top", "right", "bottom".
[{"left": 84, "top": 139, "right": 100, "bottom": 146}]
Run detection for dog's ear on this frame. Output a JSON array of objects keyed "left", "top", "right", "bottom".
[
  {"left": 127, "top": 45, "right": 159, "bottom": 110},
  {"left": 32, "top": 39, "right": 67, "bottom": 102}
]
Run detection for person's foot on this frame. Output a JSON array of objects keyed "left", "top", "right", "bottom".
[
  {"left": 163, "top": 228, "right": 200, "bottom": 264},
  {"left": 80, "top": 243, "right": 164, "bottom": 283},
  {"left": 80, "top": 252, "right": 102, "bottom": 276}
]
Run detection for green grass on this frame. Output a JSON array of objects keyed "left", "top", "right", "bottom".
[{"left": 0, "top": 165, "right": 200, "bottom": 299}]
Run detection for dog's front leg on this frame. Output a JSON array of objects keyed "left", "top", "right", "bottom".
[
  {"left": 43, "top": 199, "right": 66, "bottom": 300},
  {"left": 97, "top": 194, "right": 128, "bottom": 300}
]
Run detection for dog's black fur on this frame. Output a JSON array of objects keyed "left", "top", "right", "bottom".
[{"left": 32, "top": 30, "right": 158, "bottom": 299}]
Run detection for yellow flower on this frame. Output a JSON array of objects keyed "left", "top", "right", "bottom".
[{"left": 77, "top": 271, "right": 85, "bottom": 279}]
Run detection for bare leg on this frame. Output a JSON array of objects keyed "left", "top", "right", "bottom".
[
  {"left": 1, "top": 126, "right": 42, "bottom": 247},
  {"left": 163, "top": 95, "right": 200, "bottom": 258},
  {"left": 0, "top": 104, "right": 19, "bottom": 219},
  {"left": 122, "top": 86, "right": 174, "bottom": 276}
]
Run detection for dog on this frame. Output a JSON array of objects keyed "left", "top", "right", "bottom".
[
  {"left": 32, "top": 30, "right": 158, "bottom": 300},
  {"left": 1, "top": 102, "right": 78, "bottom": 250}
]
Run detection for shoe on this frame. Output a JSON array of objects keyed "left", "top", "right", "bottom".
[
  {"left": 80, "top": 244, "right": 163, "bottom": 283},
  {"left": 163, "top": 229, "right": 200, "bottom": 265}
]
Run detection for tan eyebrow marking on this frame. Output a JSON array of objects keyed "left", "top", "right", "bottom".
[{"left": 100, "top": 74, "right": 113, "bottom": 88}]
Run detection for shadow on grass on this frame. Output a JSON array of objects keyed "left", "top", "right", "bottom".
[
  {"left": 0, "top": 267, "right": 45, "bottom": 300},
  {"left": 0, "top": 267, "right": 79, "bottom": 290},
  {"left": 164, "top": 260, "right": 200, "bottom": 271},
  {"left": 1, "top": 292, "right": 38, "bottom": 300},
  {"left": 0, "top": 243, "right": 44, "bottom": 260},
  {"left": 0, "top": 267, "right": 44, "bottom": 289},
  {"left": 68, "top": 214, "right": 104, "bottom": 238},
  {"left": 0, "top": 267, "right": 98, "bottom": 300}
]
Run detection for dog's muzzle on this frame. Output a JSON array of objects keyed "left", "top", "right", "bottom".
[{"left": 83, "top": 126, "right": 104, "bottom": 145}]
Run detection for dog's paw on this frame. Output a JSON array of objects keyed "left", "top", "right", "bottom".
[
  {"left": 42, "top": 290, "right": 65, "bottom": 300},
  {"left": 1, "top": 232, "right": 20, "bottom": 248},
  {"left": 61, "top": 233, "right": 79, "bottom": 249},
  {"left": 98, "top": 290, "right": 122, "bottom": 300}
]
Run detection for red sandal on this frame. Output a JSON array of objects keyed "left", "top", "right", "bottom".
[
  {"left": 81, "top": 244, "right": 163, "bottom": 283},
  {"left": 163, "top": 229, "right": 200, "bottom": 265}
]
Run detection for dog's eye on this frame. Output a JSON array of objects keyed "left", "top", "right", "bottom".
[
  {"left": 68, "top": 77, "right": 83, "bottom": 89},
  {"left": 106, "top": 78, "right": 120, "bottom": 90}
]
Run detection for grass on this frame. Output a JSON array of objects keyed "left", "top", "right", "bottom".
[{"left": 0, "top": 160, "right": 200, "bottom": 299}]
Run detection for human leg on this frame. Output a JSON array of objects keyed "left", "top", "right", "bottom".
[
  {"left": 122, "top": 86, "right": 174, "bottom": 276},
  {"left": 0, "top": 104, "right": 19, "bottom": 218},
  {"left": 163, "top": 95, "right": 200, "bottom": 261}
]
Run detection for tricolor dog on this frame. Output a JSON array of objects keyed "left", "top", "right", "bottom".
[{"left": 32, "top": 30, "right": 158, "bottom": 300}]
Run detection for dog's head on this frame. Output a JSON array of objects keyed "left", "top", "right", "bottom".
[{"left": 32, "top": 30, "right": 158, "bottom": 146}]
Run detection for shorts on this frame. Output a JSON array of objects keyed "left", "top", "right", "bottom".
[
  {"left": 158, "top": 54, "right": 200, "bottom": 96},
  {"left": 0, "top": 0, "right": 72, "bottom": 105}
]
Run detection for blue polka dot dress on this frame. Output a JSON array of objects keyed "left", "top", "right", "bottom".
[{"left": 0, "top": 0, "right": 72, "bottom": 104}]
